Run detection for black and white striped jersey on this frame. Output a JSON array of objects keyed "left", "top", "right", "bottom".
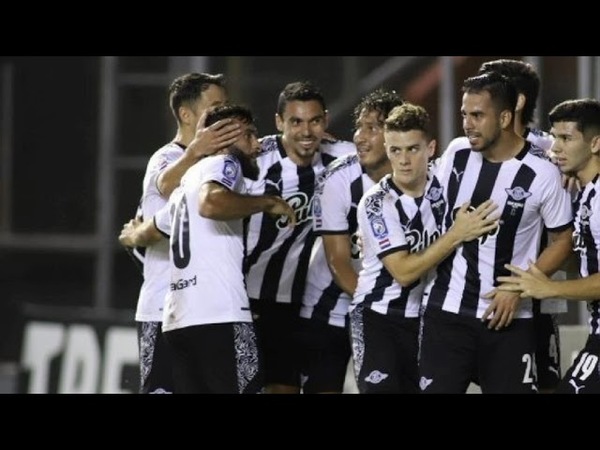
[
  {"left": 244, "top": 135, "right": 355, "bottom": 305},
  {"left": 352, "top": 174, "right": 446, "bottom": 318},
  {"left": 301, "top": 154, "right": 372, "bottom": 327},
  {"left": 573, "top": 174, "right": 600, "bottom": 336},
  {"left": 425, "top": 140, "right": 573, "bottom": 319},
  {"left": 135, "top": 142, "right": 185, "bottom": 322},
  {"left": 448, "top": 130, "right": 567, "bottom": 314}
]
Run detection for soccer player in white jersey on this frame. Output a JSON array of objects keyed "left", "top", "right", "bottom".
[
  {"left": 351, "top": 103, "right": 499, "bottom": 393},
  {"left": 498, "top": 99, "right": 600, "bottom": 394},
  {"left": 419, "top": 72, "right": 574, "bottom": 394},
  {"left": 243, "top": 81, "right": 355, "bottom": 393},
  {"left": 477, "top": 59, "right": 567, "bottom": 391},
  {"left": 122, "top": 104, "right": 296, "bottom": 393},
  {"left": 124, "top": 73, "right": 242, "bottom": 393},
  {"left": 299, "top": 89, "right": 403, "bottom": 393}
]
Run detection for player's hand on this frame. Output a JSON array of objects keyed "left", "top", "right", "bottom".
[
  {"left": 496, "top": 262, "right": 554, "bottom": 299},
  {"left": 451, "top": 200, "right": 499, "bottom": 242},
  {"left": 266, "top": 196, "right": 296, "bottom": 228},
  {"left": 561, "top": 173, "right": 580, "bottom": 194},
  {"left": 186, "top": 110, "right": 243, "bottom": 160},
  {"left": 481, "top": 288, "right": 521, "bottom": 330},
  {"left": 118, "top": 217, "right": 142, "bottom": 247}
]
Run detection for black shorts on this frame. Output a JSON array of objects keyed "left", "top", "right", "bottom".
[
  {"left": 296, "top": 317, "right": 351, "bottom": 393},
  {"left": 532, "top": 303, "right": 561, "bottom": 391},
  {"left": 349, "top": 305, "right": 419, "bottom": 394},
  {"left": 556, "top": 334, "right": 600, "bottom": 394},
  {"left": 419, "top": 307, "right": 537, "bottom": 394},
  {"left": 250, "top": 299, "right": 301, "bottom": 388},
  {"left": 137, "top": 321, "right": 174, "bottom": 394},
  {"left": 164, "top": 322, "right": 262, "bottom": 394}
]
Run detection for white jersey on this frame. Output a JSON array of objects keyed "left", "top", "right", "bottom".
[
  {"left": 573, "top": 174, "right": 600, "bottom": 336},
  {"left": 449, "top": 130, "right": 567, "bottom": 314},
  {"left": 302, "top": 154, "right": 373, "bottom": 328},
  {"left": 426, "top": 140, "right": 572, "bottom": 319},
  {"left": 244, "top": 135, "right": 355, "bottom": 305},
  {"left": 135, "top": 142, "right": 185, "bottom": 322},
  {"left": 352, "top": 174, "right": 446, "bottom": 317},
  {"left": 155, "top": 154, "right": 253, "bottom": 332}
]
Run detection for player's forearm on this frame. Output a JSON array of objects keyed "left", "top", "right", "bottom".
[
  {"left": 535, "top": 229, "right": 573, "bottom": 276},
  {"left": 199, "top": 189, "right": 278, "bottom": 221},
  {"left": 157, "top": 153, "right": 197, "bottom": 198},
  {"left": 545, "top": 273, "right": 600, "bottom": 302},
  {"left": 387, "top": 229, "right": 461, "bottom": 287},
  {"left": 327, "top": 259, "right": 358, "bottom": 296}
]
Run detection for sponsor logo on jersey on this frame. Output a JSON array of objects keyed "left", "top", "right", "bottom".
[{"left": 170, "top": 275, "right": 197, "bottom": 291}]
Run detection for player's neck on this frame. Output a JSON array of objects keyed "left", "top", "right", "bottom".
[
  {"left": 577, "top": 159, "right": 600, "bottom": 186},
  {"left": 173, "top": 126, "right": 195, "bottom": 147},
  {"left": 392, "top": 175, "right": 427, "bottom": 199},
  {"left": 513, "top": 119, "right": 527, "bottom": 139},
  {"left": 366, "top": 161, "right": 392, "bottom": 184},
  {"left": 482, "top": 133, "right": 526, "bottom": 163}
]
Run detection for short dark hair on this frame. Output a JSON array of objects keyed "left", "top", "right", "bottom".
[
  {"left": 276, "top": 81, "right": 326, "bottom": 117},
  {"left": 478, "top": 59, "right": 540, "bottom": 126},
  {"left": 462, "top": 72, "right": 518, "bottom": 117},
  {"left": 168, "top": 73, "right": 226, "bottom": 123},
  {"left": 385, "top": 102, "right": 432, "bottom": 139},
  {"left": 548, "top": 98, "right": 600, "bottom": 139},
  {"left": 205, "top": 104, "right": 254, "bottom": 128},
  {"left": 353, "top": 88, "right": 404, "bottom": 126}
]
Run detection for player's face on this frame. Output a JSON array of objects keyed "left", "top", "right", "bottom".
[
  {"left": 550, "top": 121, "right": 594, "bottom": 177},
  {"left": 385, "top": 129, "right": 435, "bottom": 192},
  {"left": 191, "top": 84, "right": 228, "bottom": 128},
  {"left": 461, "top": 90, "right": 502, "bottom": 153},
  {"left": 230, "top": 119, "right": 260, "bottom": 180},
  {"left": 276, "top": 100, "right": 328, "bottom": 165},
  {"left": 353, "top": 109, "right": 389, "bottom": 172}
]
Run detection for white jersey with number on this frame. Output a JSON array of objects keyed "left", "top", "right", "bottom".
[
  {"left": 244, "top": 135, "right": 355, "bottom": 305},
  {"left": 155, "top": 154, "right": 253, "bottom": 332},
  {"left": 135, "top": 142, "right": 185, "bottom": 322}
]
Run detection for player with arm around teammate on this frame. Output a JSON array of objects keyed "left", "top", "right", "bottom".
[{"left": 350, "top": 103, "right": 499, "bottom": 393}]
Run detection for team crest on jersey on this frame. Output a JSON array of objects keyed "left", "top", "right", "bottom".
[
  {"left": 221, "top": 160, "right": 238, "bottom": 188},
  {"left": 506, "top": 186, "right": 532, "bottom": 201},
  {"left": 370, "top": 217, "right": 388, "bottom": 239},
  {"left": 425, "top": 186, "right": 443, "bottom": 203},
  {"left": 580, "top": 204, "right": 592, "bottom": 221}
]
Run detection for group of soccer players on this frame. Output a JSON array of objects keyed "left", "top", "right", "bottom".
[{"left": 119, "top": 58, "right": 600, "bottom": 394}]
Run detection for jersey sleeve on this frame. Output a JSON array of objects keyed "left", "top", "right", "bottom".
[
  {"left": 202, "top": 155, "right": 244, "bottom": 194},
  {"left": 314, "top": 169, "right": 350, "bottom": 234},
  {"left": 153, "top": 201, "right": 172, "bottom": 237},
  {"left": 358, "top": 191, "right": 409, "bottom": 260},
  {"left": 141, "top": 145, "right": 183, "bottom": 219},
  {"left": 539, "top": 165, "right": 573, "bottom": 231}
]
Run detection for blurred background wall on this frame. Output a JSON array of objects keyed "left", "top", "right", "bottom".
[{"left": 0, "top": 56, "right": 597, "bottom": 392}]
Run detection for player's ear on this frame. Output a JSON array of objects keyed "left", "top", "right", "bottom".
[{"left": 275, "top": 113, "right": 284, "bottom": 133}]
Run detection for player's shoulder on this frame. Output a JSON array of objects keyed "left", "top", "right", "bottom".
[
  {"left": 320, "top": 138, "right": 356, "bottom": 157},
  {"left": 322, "top": 153, "right": 360, "bottom": 179},
  {"left": 526, "top": 128, "right": 554, "bottom": 151},
  {"left": 444, "top": 136, "right": 470, "bottom": 154},
  {"left": 146, "top": 142, "right": 185, "bottom": 170},
  {"left": 258, "top": 134, "right": 280, "bottom": 155}
]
